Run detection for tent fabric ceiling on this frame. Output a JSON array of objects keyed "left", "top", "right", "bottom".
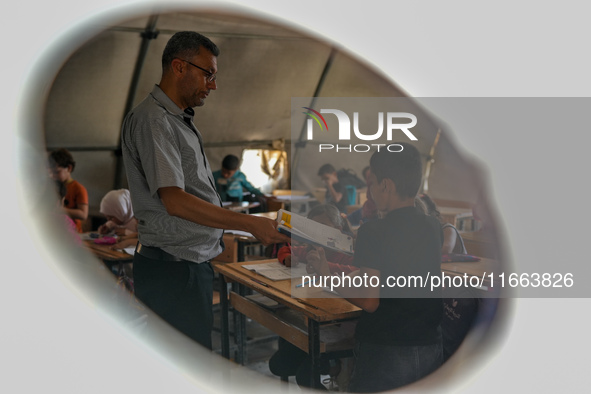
[{"left": 43, "top": 9, "right": 481, "bottom": 210}]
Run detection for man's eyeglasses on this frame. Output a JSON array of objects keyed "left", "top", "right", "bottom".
[{"left": 178, "top": 58, "right": 217, "bottom": 82}]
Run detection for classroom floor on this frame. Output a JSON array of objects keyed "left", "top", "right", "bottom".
[
  {"left": 210, "top": 302, "right": 341, "bottom": 391},
  {"left": 111, "top": 266, "right": 341, "bottom": 390},
  {"left": 211, "top": 308, "right": 278, "bottom": 377}
]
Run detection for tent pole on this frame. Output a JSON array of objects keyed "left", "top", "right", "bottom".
[
  {"left": 114, "top": 15, "right": 159, "bottom": 190},
  {"left": 421, "top": 128, "right": 441, "bottom": 194},
  {"left": 290, "top": 47, "right": 337, "bottom": 188}
]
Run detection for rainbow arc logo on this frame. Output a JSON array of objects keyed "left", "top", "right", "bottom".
[{"left": 302, "top": 107, "right": 328, "bottom": 132}]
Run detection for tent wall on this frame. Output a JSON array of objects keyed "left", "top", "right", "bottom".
[{"left": 43, "top": 9, "right": 481, "bottom": 215}]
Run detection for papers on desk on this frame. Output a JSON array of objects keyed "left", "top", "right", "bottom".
[
  {"left": 242, "top": 261, "right": 308, "bottom": 281},
  {"left": 322, "top": 286, "right": 340, "bottom": 295}
]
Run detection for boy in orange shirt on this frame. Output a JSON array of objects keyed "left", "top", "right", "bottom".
[{"left": 48, "top": 148, "right": 89, "bottom": 232}]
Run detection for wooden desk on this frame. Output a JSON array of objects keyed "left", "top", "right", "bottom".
[
  {"left": 251, "top": 211, "right": 278, "bottom": 220},
  {"left": 83, "top": 240, "right": 133, "bottom": 262},
  {"left": 217, "top": 231, "right": 266, "bottom": 262},
  {"left": 438, "top": 206, "right": 473, "bottom": 227},
  {"left": 214, "top": 259, "right": 361, "bottom": 385},
  {"left": 83, "top": 235, "right": 133, "bottom": 275},
  {"left": 460, "top": 231, "right": 499, "bottom": 259},
  {"left": 223, "top": 201, "right": 260, "bottom": 214},
  {"left": 441, "top": 256, "right": 501, "bottom": 293},
  {"left": 272, "top": 195, "right": 317, "bottom": 215},
  {"left": 214, "top": 213, "right": 278, "bottom": 263}
]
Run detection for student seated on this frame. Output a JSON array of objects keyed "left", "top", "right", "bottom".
[
  {"left": 97, "top": 189, "right": 138, "bottom": 250},
  {"left": 212, "top": 154, "right": 264, "bottom": 203},
  {"left": 48, "top": 148, "right": 88, "bottom": 233},
  {"left": 317, "top": 164, "right": 364, "bottom": 214},
  {"left": 270, "top": 204, "right": 356, "bottom": 390},
  {"left": 416, "top": 195, "right": 484, "bottom": 361},
  {"left": 313, "top": 143, "right": 444, "bottom": 392}
]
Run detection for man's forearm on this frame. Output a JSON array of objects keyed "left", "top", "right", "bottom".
[
  {"left": 159, "top": 186, "right": 251, "bottom": 231},
  {"left": 158, "top": 186, "right": 291, "bottom": 245}
]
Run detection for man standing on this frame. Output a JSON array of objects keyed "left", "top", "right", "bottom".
[{"left": 121, "top": 31, "right": 289, "bottom": 349}]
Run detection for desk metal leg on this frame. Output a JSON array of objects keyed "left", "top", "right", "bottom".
[
  {"left": 235, "top": 283, "right": 247, "bottom": 365},
  {"left": 308, "top": 320, "right": 321, "bottom": 388},
  {"left": 220, "top": 274, "right": 230, "bottom": 359},
  {"left": 237, "top": 240, "right": 246, "bottom": 262}
]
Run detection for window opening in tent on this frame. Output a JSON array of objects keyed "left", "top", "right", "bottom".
[{"left": 240, "top": 149, "right": 288, "bottom": 194}]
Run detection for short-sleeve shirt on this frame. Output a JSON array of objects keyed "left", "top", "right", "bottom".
[
  {"left": 121, "top": 85, "right": 223, "bottom": 263},
  {"left": 353, "top": 206, "right": 443, "bottom": 346},
  {"left": 64, "top": 180, "right": 88, "bottom": 233}
]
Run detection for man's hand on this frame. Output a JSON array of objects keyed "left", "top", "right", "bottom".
[
  {"left": 246, "top": 216, "right": 291, "bottom": 246},
  {"left": 323, "top": 173, "right": 338, "bottom": 186},
  {"left": 157, "top": 186, "right": 290, "bottom": 245}
]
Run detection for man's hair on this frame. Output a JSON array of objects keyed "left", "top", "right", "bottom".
[
  {"left": 48, "top": 148, "right": 76, "bottom": 171},
  {"left": 370, "top": 143, "right": 422, "bottom": 199},
  {"left": 317, "top": 163, "right": 336, "bottom": 176},
  {"left": 222, "top": 154, "right": 240, "bottom": 171},
  {"left": 162, "top": 31, "right": 220, "bottom": 71}
]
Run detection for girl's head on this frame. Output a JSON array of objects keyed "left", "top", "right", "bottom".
[
  {"left": 418, "top": 193, "right": 443, "bottom": 223},
  {"left": 99, "top": 189, "right": 134, "bottom": 225},
  {"left": 307, "top": 204, "right": 352, "bottom": 234}
]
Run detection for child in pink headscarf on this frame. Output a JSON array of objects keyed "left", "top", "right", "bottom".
[
  {"left": 98, "top": 189, "right": 137, "bottom": 235},
  {"left": 97, "top": 189, "right": 138, "bottom": 249}
]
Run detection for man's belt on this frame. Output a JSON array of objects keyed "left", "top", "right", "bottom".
[{"left": 135, "top": 242, "right": 183, "bottom": 262}]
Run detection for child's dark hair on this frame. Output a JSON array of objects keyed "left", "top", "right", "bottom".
[
  {"left": 369, "top": 142, "right": 422, "bottom": 199},
  {"left": 48, "top": 148, "right": 76, "bottom": 171},
  {"left": 222, "top": 154, "right": 240, "bottom": 170},
  {"left": 317, "top": 163, "right": 336, "bottom": 176},
  {"left": 307, "top": 203, "right": 353, "bottom": 235},
  {"left": 418, "top": 193, "right": 443, "bottom": 223}
]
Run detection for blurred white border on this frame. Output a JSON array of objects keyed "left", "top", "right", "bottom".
[{"left": 4, "top": 1, "right": 590, "bottom": 393}]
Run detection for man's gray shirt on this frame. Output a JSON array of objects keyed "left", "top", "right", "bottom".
[{"left": 121, "top": 85, "right": 223, "bottom": 263}]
